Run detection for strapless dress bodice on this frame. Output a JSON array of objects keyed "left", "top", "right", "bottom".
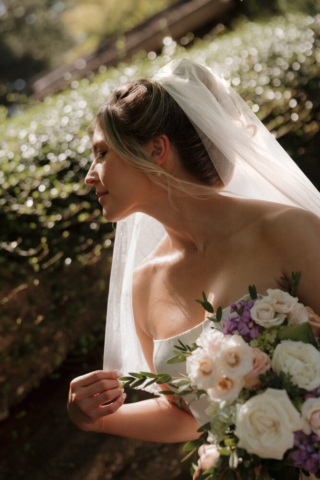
[{"left": 152, "top": 293, "right": 253, "bottom": 427}]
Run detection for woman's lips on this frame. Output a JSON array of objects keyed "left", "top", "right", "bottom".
[{"left": 98, "top": 192, "right": 108, "bottom": 203}]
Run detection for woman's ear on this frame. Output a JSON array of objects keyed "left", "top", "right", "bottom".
[{"left": 148, "top": 135, "right": 170, "bottom": 167}]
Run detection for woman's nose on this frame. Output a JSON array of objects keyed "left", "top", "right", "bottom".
[{"left": 85, "top": 165, "right": 98, "bottom": 186}]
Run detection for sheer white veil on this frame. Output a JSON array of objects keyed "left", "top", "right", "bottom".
[{"left": 103, "top": 58, "right": 320, "bottom": 394}]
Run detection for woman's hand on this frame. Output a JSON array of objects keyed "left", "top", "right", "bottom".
[{"left": 67, "top": 369, "right": 126, "bottom": 432}]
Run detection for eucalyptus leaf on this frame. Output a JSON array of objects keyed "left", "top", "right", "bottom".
[
  {"left": 130, "top": 378, "right": 145, "bottom": 388},
  {"left": 181, "top": 447, "right": 197, "bottom": 463},
  {"left": 216, "top": 306, "right": 223, "bottom": 322},
  {"left": 128, "top": 372, "right": 144, "bottom": 379},
  {"left": 156, "top": 374, "right": 172, "bottom": 383},
  {"left": 167, "top": 355, "right": 186, "bottom": 364},
  {"left": 218, "top": 448, "right": 232, "bottom": 456},
  {"left": 144, "top": 378, "right": 157, "bottom": 387},
  {"left": 183, "top": 439, "right": 202, "bottom": 451}
]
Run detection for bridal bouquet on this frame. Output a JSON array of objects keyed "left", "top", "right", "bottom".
[{"left": 120, "top": 272, "right": 320, "bottom": 480}]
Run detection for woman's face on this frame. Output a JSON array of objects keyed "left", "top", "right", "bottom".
[{"left": 85, "top": 121, "right": 153, "bottom": 222}]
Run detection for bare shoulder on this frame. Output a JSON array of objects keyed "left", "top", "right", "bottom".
[
  {"left": 261, "top": 204, "right": 320, "bottom": 253},
  {"left": 260, "top": 204, "right": 320, "bottom": 311}
]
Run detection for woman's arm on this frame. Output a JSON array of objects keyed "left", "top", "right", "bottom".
[
  {"left": 67, "top": 369, "right": 201, "bottom": 443},
  {"left": 99, "top": 395, "right": 202, "bottom": 443}
]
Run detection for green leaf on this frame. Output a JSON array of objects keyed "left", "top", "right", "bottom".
[
  {"left": 195, "top": 292, "right": 214, "bottom": 313},
  {"left": 156, "top": 373, "right": 172, "bottom": 384},
  {"left": 128, "top": 372, "right": 144, "bottom": 379},
  {"left": 291, "top": 271, "right": 301, "bottom": 297},
  {"left": 224, "top": 437, "right": 238, "bottom": 447},
  {"left": 158, "top": 390, "right": 174, "bottom": 395},
  {"left": 197, "top": 422, "right": 211, "bottom": 432},
  {"left": 177, "top": 397, "right": 183, "bottom": 409},
  {"left": 173, "top": 345, "right": 187, "bottom": 352},
  {"left": 203, "top": 301, "right": 214, "bottom": 313},
  {"left": 174, "top": 379, "right": 191, "bottom": 387},
  {"left": 249, "top": 284, "right": 257, "bottom": 300},
  {"left": 216, "top": 306, "right": 223, "bottom": 322},
  {"left": 139, "top": 372, "right": 158, "bottom": 378},
  {"left": 144, "top": 378, "right": 157, "bottom": 387},
  {"left": 178, "top": 339, "right": 187, "bottom": 350},
  {"left": 217, "top": 448, "right": 232, "bottom": 456},
  {"left": 277, "top": 322, "right": 318, "bottom": 347},
  {"left": 167, "top": 355, "right": 186, "bottom": 364},
  {"left": 181, "top": 447, "right": 197, "bottom": 462},
  {"left": 130, "top": 378, "right": 145, "bottom": 388},
  {"left": 118, "top": 376, "right": 134, "bottom": 381},
  {"left": 183, "top": 439, "right": 202, "bottom": 451},
  {"left": 119, "top": 380, "right": 133, "bottom": 389}
]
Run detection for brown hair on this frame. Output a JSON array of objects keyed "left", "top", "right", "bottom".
[{"left": 95, "top": 78, "right": 226, "bottom": 204}]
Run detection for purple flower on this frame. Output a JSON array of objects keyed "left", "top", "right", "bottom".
[
  {"left": 238, "top": 321, "right": 250, "bottom": 336},
  {"left": 249, "top": 326, "right": 260, "bottom": 339},
  {"left": 292, "top": 430, "right": 320, "bottom": 474}
]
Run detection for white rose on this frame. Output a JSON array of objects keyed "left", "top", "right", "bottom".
[
  {"left": 235, "top": 388, "right": 302, "bottom": 460},
  {"left": 217, "top": 334, "right": 254, "bottom": 379},
  {"left": 266, "top": 289, "right": 298, "bottom": 314},
  {"left": 250, "top": 298, "right": 286, "bottom": 328},
  {"left": 196, "top": 328, "right": 224, "bottom": 355},
  {"left": 301, "top": 398, "right": 320, "bottom": 437},
  {"left": 207, "top": 375, "right": 244, "bottom": 402},
  {"left": 186, "top": 348, "right": 218, "bottom": 390},
  {"left": 287, "top": 303, "right": 309, "bottom": 325},
  {"left": 272, "top": 340, "right": 320, "bottom": 391}
]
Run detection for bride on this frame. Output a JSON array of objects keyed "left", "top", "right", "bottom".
[{"left": 67, "top": 58, "right": 320, "bottom": 477}]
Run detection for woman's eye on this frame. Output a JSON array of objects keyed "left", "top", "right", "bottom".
[{"left": 96, "top": 151, "right": 107, "bottom": 160}]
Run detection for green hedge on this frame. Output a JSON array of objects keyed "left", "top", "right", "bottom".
[{"left": 2, "top": 12, "right": 320, "bottom": 284}]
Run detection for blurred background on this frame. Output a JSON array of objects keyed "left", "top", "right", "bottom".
[{"left": 1, "top": 0, "right": 320, "bottom": 478}]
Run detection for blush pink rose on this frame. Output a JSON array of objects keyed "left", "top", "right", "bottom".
[
  {"left": 306, "top": 306, "right": 320, "bottom": 337},
  {"left": 244, "top": 348, "right": 271, "bottom": 390},
  {"left": 302, "top": 398, "right": 320, "bottom": 437},
  {"left": 193, "top": 444, "right": 220, "bottom": 480}
]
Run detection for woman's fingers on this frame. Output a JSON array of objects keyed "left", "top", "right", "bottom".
[
  {"left": 85, "top": 387, "right": 123, "bottom": 410},
  {"left": 68, "top": 370, "right": 126, "bottom": 431},
  {"left": 71, "top": 370, "right": 122, "bottom": 389},
  {"left": 93, "top": 391, "right": 126, "bottom": 419},
  {"left": 78, "top": 379, "right": 121, "bottom": 400}
]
